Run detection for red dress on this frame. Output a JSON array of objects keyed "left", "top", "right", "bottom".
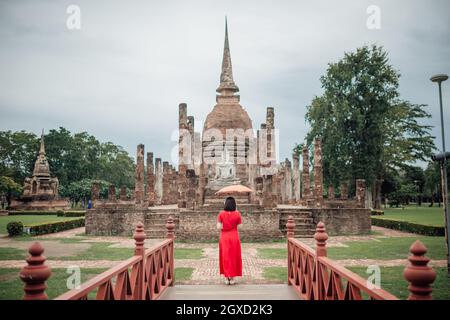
[{"left": 218, "top": 210, "right": 242, "bottom": 277}]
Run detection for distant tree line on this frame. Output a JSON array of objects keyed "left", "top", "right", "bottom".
[{"left": 0, "top": 127, "right": 135, "bottom": 207}]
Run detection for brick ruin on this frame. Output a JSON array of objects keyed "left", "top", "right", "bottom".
[{"left": 86, "top": 20, "right": 371, "bottom": 240}]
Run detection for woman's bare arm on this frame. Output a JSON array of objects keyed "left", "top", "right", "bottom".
[{"left": 216, "top": 222, "right": 222, "bottom": 230}]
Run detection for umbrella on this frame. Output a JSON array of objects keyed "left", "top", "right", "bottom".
[{"left": 215, "top": 184, "right": 253, "bottom": 196}]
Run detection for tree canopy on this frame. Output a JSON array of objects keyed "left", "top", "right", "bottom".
[{"left": 303, "top": 45, "right": 435, "bottom": 193}]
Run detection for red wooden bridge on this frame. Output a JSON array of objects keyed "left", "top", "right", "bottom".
[{"left": 19, "top": 217, "right": 436, "bottom": 300}]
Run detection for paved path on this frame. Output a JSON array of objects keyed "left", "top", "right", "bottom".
[{"left": 160, "top": 284, "right": 299, "bottom": 300}]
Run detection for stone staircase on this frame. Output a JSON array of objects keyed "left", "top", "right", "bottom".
[
  {"left": 278, "top": 208, "right": 316, "bottom": 238},
  {"left": 144, "top": 209, "right": 179, "bottom": 239}
]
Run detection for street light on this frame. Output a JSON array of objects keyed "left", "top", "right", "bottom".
[{"left": 430, "top": 73, "right": 449, "bottom": 274}]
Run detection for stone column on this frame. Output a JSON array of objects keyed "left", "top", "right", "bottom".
[
  {"left": 146, "top": 152, "right": 155, "bottom": 206},
  {"left": 301, "top": 145, "right": 310, "bottom": 199},
  {"left": 262, "top": 175, "right": 276, "bottom": 208},
  {"left": 134, "top": 144, "right": 145, "bottom": 205},
  {"left": 284, "top": 158, "right": 293, "bottom": 204},
  {"left": 178, "top": 103, "right": 188, "bottom": 208},
  {"left": 186, "top": 169, "right": 197, "bottom": 210},
  {"left": 197, "top": 163, "right": 206, "bottom": 206},
  {"left": 187, "top": 116, "right": 195, "bottom": 170},
  {"left": 328, "top": 185, "right": 335, "bottom": 200},
  {"left": 356, "top": 179, "right": 366, "bottom": 208},
  {"left": 120, "top": 186, "right": 127, "bottom": 201},
  {"left": 340, "top": 182, "right": 348, "bottom": 200},
  {"left": 292, "top": 152, "right": 300, "bottom": 204},
  {"left": 162, "top": 161, "right": 170, "bottom": 205},
  {"left": 313, "top": 138, "right": 323, "bottom": 207},
  {"left": 91, "top": 183, "right": 100, "bottom": 201},
  {"left": 155, "top": 158, "right": 163, "bottom": 205},
  {"left": 108, "top": 184, "right": 116, "bottom": 202}
]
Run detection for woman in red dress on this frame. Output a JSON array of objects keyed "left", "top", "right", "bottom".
[{"left": 217, "top": 196, "right": 242, "bottom": 285}]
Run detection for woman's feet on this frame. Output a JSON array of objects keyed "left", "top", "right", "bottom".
[
  {"left": 229, "top": 277, "right": 235, "bottom": 285},
  {"left": 224, "top": 277, "right": 230, "bottom": 285}
]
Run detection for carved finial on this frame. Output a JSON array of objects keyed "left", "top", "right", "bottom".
[
  {"left": 19, "top": 242, "right": 52, "bottom": 300},
  {"left": 166, "top": 216, "right": 175, "bottom": 239},
  {"left": 133, "top": 222, "right": 146, "bottom": 256},
  {"left": 286, "top": 216, "right": 295, "bottom": 238},
  {"left": 314, "top": 222, "right": 328, "bottom": 257},
  {"left": 403, "top": 240, "right": 436, "bottom": 300}
]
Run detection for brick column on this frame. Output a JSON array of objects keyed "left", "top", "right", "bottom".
[
  {"left": 91, "top": 182, "right": 99, "bottom": 202},
  {"left": 162, "top": 161, "right": 170, "bottom": 205},
  {"left": 178, "top": 103, "right": 188, "bottom": 208},
  {"left": 340, "top": 182, "right": 348, "bottom": 200},
  {"left": 284, "top": 158, "right": 293, "bottom": 204},
  {"left": 328, "top": 185, "right": 335, "bottom": 200},
  {"left": 155, "top": 158, "right": 163, "bottom": 205},
  {"left": 313, "top": 138, "right": 323, "bottom": 207},
  {"left": 108, "top": 184, "right": 116, "bottom": 202},
  {"left": 301, "top": 145, "right": 310, "bottom": 200},
  {"left": 134, "top": 144, "right": 145, "bottom": 205},
  {"left": 120, "top": 186, "right": 127, "bottom": 201},
  {"left": 147, "top": 152, "right": 155, "bottom": 206},
  {"left": 293, "top": 152, "right": 300, "bottom": 204},
  {"left": 356, "top": 179, "right": 366, "bottom": 208}
]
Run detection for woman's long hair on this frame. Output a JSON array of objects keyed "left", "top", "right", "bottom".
[{"left": 224, "top": 197, "right": 236, "bottom": 211}]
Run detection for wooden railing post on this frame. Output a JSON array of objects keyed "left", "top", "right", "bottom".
[
  {"left": 19, "top": 242, "right": 52, "bottom": 300},
  {"left": 314, "top": 221, "right": 328, "bottom": 257},
  {"left": 286, "top": 215, "right": 295, "bottom": 239},
  {"left": 133, "top": 222, "right": 146, "bottom": 300},
  {"left": 314, "top": 222, "right": 328, "bottom": 300},
  {"left": 286, "top": 216, "right": 295, "bottom": 285},
  {"left": 166, "top": 216, "right": 175, "bottom": 286},
  {"left": 403, "top": 240, "right": 436, "bottom": 300}
]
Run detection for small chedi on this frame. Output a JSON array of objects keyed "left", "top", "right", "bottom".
[
  {"left": 10, "top": 130, "right": 70, "bottom": 210},
  {"left": 86, "top": 20, "right": 371, "bottom": 240}
]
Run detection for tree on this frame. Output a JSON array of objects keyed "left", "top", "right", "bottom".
[
  {"left": 0, "top": 176, "right": 22, "bottom": 208},
  {"left": 304, "top": 45, "right": 435, "bottom": 207}
]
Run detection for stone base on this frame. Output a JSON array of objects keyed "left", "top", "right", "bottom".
[
  {"left": 10, "top": 198, "right": 71, "bottom": 211},
  {"left": 85, "top": 204, "right": 371, "bottom": 240}
]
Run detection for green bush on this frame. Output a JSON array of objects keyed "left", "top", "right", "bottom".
[
  {"left": 26, "top": 218, "right": 85, "bottom": 236},
  {"left": 63, "top": 211, "right": 85, "bottom": 217},
  {"left": 372, "top": 217, "right": 444, "bottom": 236},
  {"left": 6, "top": 221, "right": 24, "bottom": 236},
  {"left": 56, "top": 210, "right": 64, "bottom": 217},
  {"left": 371, "top": 209, "right": 384, "bottom": 216},
  {"left": 9, "top": 210, "right": 58, "bottom": 216}
]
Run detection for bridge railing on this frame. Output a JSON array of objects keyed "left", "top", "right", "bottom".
[
  {"left": 286, "top": 217, "right": 436, "bottom": 300},
  {"left": 19, "top": 216, "right": 176, "bottom": 300}
]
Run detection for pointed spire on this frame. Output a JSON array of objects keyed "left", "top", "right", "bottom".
[
  {"left": 39, "top": 129, "right": 45, "bottom": 155},
  {"left": 216, "top": 16, "right": 239, "bottom": 95}
]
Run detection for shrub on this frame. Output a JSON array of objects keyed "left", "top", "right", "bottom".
[
  {"left": 26, "top": 218, "right": 85, "bottom": 236},
  {"left": 9, "top": 211, "right": 58, "bottom": 216},
  {"left": 7, "top": 221, "right": 24, "bottom": 236},
  {"left": 63, "top": 211, "right": 85, "bottom": 217},
  {"left": 371, "top": 217, "right": 444, "bottom": 236},
  {"left": 371, "top": 209, "right": 384, "bottom": 216},
  {"left": 56, "top": 210, "right": 64, "bottom": 217}
]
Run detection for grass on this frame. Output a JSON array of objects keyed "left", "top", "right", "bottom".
[
  {"left": 0, "top": 267, "right": 106, "bottom": 300},
  {"left": 327, "top": 236, "right": 446, "bottom": 260},
  {"left": 0, "top": 267, "right": 192, "bottom": 300},
  {"left": 257, "top": 236, "right": 446, "bottom": 261},
  {"left": 174, "top": 248, "right": 203, "bottom": 259},
  {"left": 379, "top": 205, "right": 445, "bottom": 227},
  {"left": 261, "top": 266, "right": 450, "bottom": 300},
  {"left": 0, "top": 215, "right": 80, "bottom": 234},
  {"left": 175, "top": 267, "right": 194, "bottom": 281},
  {"left": 263, "top": 267, "right": 287, "bottom": 282},
  {"left": 348, "top": 266, "right": 450, "bottom": 300},
  {"left": 0, "top": 247, "right": 26, "bottom": 260}
]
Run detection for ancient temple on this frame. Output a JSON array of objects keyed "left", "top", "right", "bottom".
[
  {"left": 10, "top": 130, "right": 70, "bottom": 210},
  {"left": 86, "top": 19, "right": 371, "bottom": 240}
]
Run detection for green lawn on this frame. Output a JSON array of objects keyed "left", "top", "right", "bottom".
[
  {"left": 262, "top": 266, "right": 450, "bottom": 300},
  {"left": 0, "top": 268, "right": 107, "bottom": 300},
  {"left": 378, "top": 205, "right": 445, "bottom": 227},
  {"left": 0, "top": 267, "right": 193, "bottom": 300},
  {"left": 257, "top": 236, "right": 446, "bottom": 261},
  {"left": 0, "top": 215, "right": 81, "bottom": 234}
]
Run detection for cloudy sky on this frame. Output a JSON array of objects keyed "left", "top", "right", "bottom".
[{"left": 1, "top": 0, "right": 449, "bottom": 166}]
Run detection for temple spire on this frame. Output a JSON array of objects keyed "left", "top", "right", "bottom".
[
  {"left": 216, "top": 17, "right": 239, "bottom": 95},
  {"left": 39, "top": 129, "right": 45, "bottom": 155}
]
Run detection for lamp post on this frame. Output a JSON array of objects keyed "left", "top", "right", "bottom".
[{"left": 430, "top": 73, "right": 449, "bottom": 274}]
